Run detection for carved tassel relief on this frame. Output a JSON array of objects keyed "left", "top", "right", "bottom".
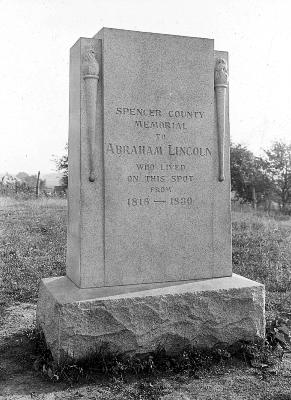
[
  {"left": 214, "top": 58, "right": 229, "bottom": 182},
  {"left": 83, "top": 49, "right": 100, "bottom": 182}
]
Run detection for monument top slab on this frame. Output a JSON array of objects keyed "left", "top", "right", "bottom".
[{"left": 66, "top": 28, "right": 231, "bottom": 288}]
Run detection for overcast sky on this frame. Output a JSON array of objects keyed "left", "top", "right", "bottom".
[{"left": 1, "top": 0, "right": 291, "bottom": 174}]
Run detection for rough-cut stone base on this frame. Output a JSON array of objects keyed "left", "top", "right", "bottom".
[{"left": 36, "top": 274, "right": 265, "bottom": 361}]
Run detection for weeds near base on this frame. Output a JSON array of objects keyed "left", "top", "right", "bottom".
[
  {"left": 32, "top": 337, "right": 232, "bottom": 384},
  {"left": 29, "top": 315, "right": 291, "bottom": 385}
]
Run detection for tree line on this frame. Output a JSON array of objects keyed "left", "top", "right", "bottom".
[
  {"left": 231, "top": 141, "right": 291, "bottom": 212},
  {"left": 56, "top": 140, "right": 291, "bottom": 213},
  {"left": 0, "top": 172, "right": 45, "bottom": 196}
]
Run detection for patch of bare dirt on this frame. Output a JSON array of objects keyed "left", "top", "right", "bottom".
[{"left": 0, "top": 303, "right": 35, "bottom": 340}]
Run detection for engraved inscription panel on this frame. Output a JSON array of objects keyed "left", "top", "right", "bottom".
[{"left": 101, "top": 29, "right": 216, "bottom": 285}]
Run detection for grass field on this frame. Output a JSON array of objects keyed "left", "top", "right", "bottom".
[
  {"left": 232, "top": 210, "right": 291, "bottom": 314},
  {"left": 0, "top": 197, "right": 66, "bottom": 306},
  {"left": 1, "top": 197, "right": 291, "bottom": 309},
  {"left": 232, "top": 211, "right": 291, "bottom": 288},
  {"left": 1, "top": 197, "right": 291, "bottom": 399}
]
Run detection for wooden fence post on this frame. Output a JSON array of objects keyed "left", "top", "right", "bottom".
[{"left": 36, "top": 171, "right": 40, "bottom": 198}]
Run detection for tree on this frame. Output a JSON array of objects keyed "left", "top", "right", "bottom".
[
  {"left": 54, "top": 144, "right": 68, "bottom": 188},
  {"left": 264, "top": 141, "right": 291, "bottom": 211},
  {"left": 230, "top": 143, "right": 254, "bottom": 201},
  {"left": 230, "top": 143, "right": 271, "bottom": 206}
]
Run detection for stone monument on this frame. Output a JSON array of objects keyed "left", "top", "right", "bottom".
[{"left": 37, "top": 28, "right": 265, "bottom": 361}]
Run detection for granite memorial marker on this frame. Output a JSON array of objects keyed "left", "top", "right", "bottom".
[{"left": 37, "top": 28, "right": 265, "bottom": 361}]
